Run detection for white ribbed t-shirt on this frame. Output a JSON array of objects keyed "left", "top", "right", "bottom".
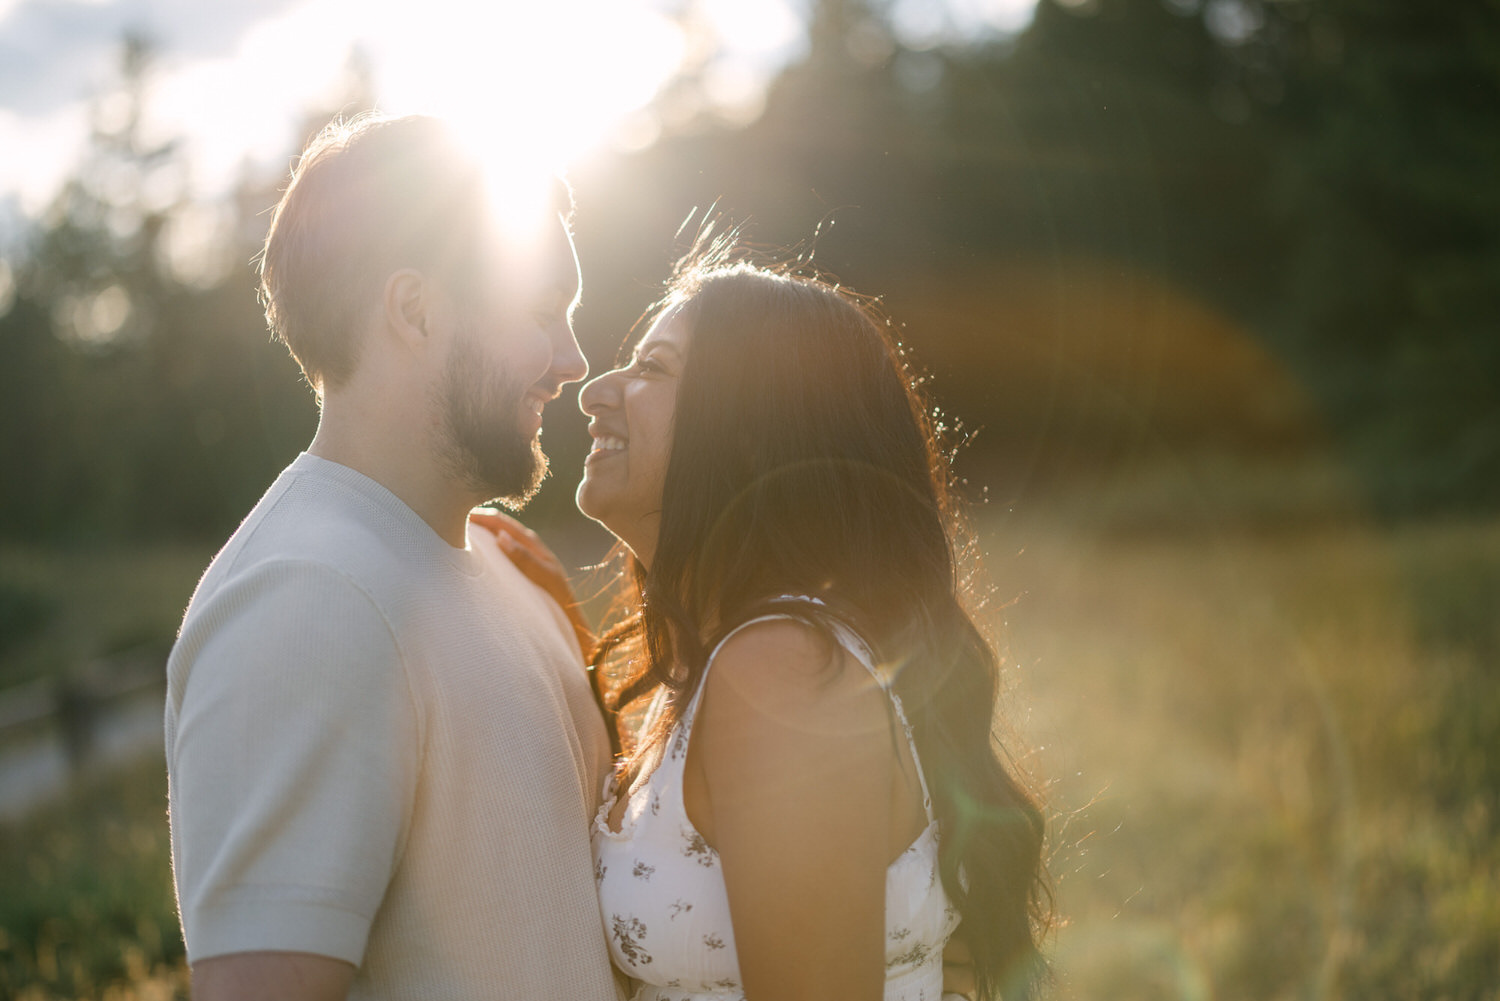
[{"left": 166, "top": 453, "right": 620, "bottom": 1000}]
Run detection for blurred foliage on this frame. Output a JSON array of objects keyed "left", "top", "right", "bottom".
[
  {"left": 0, "top": 584, "right": 56, "bottom": 660},
  {"left": 0, "top": 38, "right": 332, "bottom": 545},
  {"left": 1, "top": 1, "right": 1497, "bottom": 543},
  {"left": 0, "top": 543, "right": 213, "bottom": 688},
  {"left": 0, "top": 756, "right": 186, "bottom": 1000}
]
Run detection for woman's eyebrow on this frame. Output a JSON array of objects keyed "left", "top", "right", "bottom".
[{"left": 634, "top": 340, "right": 684, "bottom": 362}]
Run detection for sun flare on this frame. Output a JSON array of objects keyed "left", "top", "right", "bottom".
[{"left": 356, "top": 0, "right": 686, "bottom": 176}]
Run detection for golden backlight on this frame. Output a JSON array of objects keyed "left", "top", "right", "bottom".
[
  {"left": 361, "top": 0, "right": 685, "bottom": 173},
  {"left": 137, "top": 0, "right": 688, "bottom": 210}
]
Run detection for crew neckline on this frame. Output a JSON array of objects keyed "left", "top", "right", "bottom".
[{"left": 289, "top": 452, "right": 483, "bottom": 575}]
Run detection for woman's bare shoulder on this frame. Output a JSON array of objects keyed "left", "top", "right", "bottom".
[{"left": 702, "top": 617, "right": 887, "bottom": 735}]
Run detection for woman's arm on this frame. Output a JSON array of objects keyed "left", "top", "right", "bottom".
[{"left": 688, "top": 620, "right": 896, "bottom": 1001}]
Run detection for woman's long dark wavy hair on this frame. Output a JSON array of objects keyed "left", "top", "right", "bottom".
[{"left": 590, "top": 238, "right": 1052, "bottom": 999}]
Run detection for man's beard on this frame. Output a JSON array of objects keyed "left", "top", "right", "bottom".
[{"left": 436, "top": 328, "right": 549, "bottom": 509}]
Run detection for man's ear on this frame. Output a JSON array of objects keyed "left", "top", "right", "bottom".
[{"left": 383, "top": 269, "right": 432, "bottom": 347}]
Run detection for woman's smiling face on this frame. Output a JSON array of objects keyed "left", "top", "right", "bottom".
[{"left": 575, "top": 307, "right": 691, "bottom": 566}]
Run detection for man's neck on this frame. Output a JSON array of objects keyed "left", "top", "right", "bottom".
[{"left": 309, "top": 400, "right": 477, "bottom": 549}]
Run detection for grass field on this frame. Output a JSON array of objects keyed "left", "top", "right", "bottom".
[
  {"left": 992, "top": 508, "right": 1500, "bottom": 1000},
  {"left": 0, "top": 756, "right": 185, "bottom": 1000},
  {"left": 2, "top": 502, "right": 1496, "bottom": 999}
]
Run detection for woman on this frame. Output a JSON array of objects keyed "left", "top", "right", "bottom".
[{"left": 566, "top": 241, "right": 1049, "bottom": 1001}]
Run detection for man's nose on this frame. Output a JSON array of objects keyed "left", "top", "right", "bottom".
[{"left": 552, "top": 324, "right": 589, "bottom": 387}]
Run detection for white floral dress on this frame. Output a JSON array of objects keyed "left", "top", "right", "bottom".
[{"left": 593, "top": 609, "right": 960, "bottom": 1001}]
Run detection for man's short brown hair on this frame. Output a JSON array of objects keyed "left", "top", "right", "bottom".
[{"left": 258, "top": 115, "right": 491, "bottom": 391}]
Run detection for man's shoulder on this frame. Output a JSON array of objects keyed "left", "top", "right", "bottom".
[
  {"left": 198, "top": 462, "right": 404, "bottom": 599},
  {"left": 167, "top": 479, "right": 410, "bottom": 705}
]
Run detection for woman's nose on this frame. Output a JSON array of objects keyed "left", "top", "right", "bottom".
[{"left": 578, "top": 367, "right": 620, "bottom": 415}]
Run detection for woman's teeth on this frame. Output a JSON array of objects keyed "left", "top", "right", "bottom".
[{"left": 591, "top": 435, "right": 627, "bottom": 453}]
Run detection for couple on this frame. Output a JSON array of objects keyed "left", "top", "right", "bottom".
[{"left": 164, "top": 114, "right": 1048, "bottom": 1001}]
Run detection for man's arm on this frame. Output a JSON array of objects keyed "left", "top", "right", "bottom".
[
  {"left": 169, "top": 561, "right": 418, "bottom": 982},
  {"left": 193, "top": 951, "right": 355, "bottom": 1001}
]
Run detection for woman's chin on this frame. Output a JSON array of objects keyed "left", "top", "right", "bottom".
[
  {"left": 574, "top": 487, "right": 622, "bottom": 541},
  {"left": 574, "top": 480, "right": 605, "bottom": 525}
]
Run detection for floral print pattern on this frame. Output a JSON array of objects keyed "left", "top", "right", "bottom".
[
  {"left": 888, "top": 941, "right": 931, "bottom": 970},
  {"left": 681, "top": 827, "right": 716, "bottom": 867},
  {"left": 611, "top": 914, "right": 652, "bottom": 967}
]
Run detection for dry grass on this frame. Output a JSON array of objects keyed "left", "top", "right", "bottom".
[
  {"left": 0, "top": 756, "right": 187, "bottom": 1000},
  {"left": 983, "top": 506, "right": 1500, "bottom": 1000}
]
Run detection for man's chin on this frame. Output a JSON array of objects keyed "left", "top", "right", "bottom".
[{"left": 476, "top": 441, "right": 548, "bottom": 511}]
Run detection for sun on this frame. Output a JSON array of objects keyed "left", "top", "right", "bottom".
[
  {"left": 301, "top": 0, "right": 693, "bottom": 250},
  {"left": 152, "top": 0, "right": 692, "bottom": 260},
  {"left": 359, "top": 0, "right": 687, "bottom": 177}
]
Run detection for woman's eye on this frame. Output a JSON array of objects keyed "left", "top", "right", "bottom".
[{"left": 634, "top": 357, "right": 663, "bottom": 375}]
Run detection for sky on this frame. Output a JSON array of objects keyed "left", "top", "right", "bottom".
[{"left": 0, "top": 0, "right": 1038, "bottom": 238}]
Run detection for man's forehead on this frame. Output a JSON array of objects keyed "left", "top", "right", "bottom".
[{"left": 484, "top": 213, "right": 579, "bottom": 295}]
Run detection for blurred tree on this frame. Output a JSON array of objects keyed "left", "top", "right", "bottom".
[
  {"left": 0, "top": 38, "right": 382, "bottom": 543},
  {"left": 945, "top": 0, "right": 1500, "bottom": 513},
  {"left": 4, "top": 2, "right": 1497, "bottom": 540},
  {"left": 1259, "top": 0, "right": 1500, "bottom": 513},
  {"left": 1, "top": 35, "right": 180, "bottom": 539}
]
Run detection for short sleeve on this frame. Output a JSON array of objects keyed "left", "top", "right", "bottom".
[{"left": 168, "top": 560, "right": 420, "bottom": 964}]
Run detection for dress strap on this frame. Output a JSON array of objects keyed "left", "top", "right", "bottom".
[
  {"left": 681, "top": 612, "right": 798, "bottom": 726},
  {"left": 825, "top": 620, "right": 936, "bottom": 825},
  {"left": 686, "top": 597, "right": 936, "bottom": 824}
]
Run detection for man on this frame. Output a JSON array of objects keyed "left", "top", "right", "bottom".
[{"left": 165, "top": 115, "right": 619, "bottom": 1000}]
